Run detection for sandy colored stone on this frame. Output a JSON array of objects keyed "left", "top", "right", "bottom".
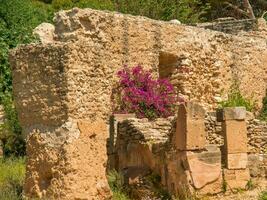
[
  {"left": 11, "top": 8, "right": 267, "bottom": 116},
  {"left": 217, "top": 107, "right": 246, "bottom": 122},
  {"left": 23, "top": 120, "right": 111, "bottom": 200},
  {"left": 8, "top": 7, "right": 267, "bottom": 199},
  {"left": 186, "top": 152, "right": 222, "bottom": 190},
  {"left": 222, "top": 120, "right": 248, "bottom": 154},
  {"left": 174, "top": 103, "right": 206, "bottom": 150},
  {"left": 223, "top": 168, "right": 250, "bottom": 190},
  {"left": 33, "top": 23, "right": 55, "bottom": 44},
  {"left": 227, "top": 153, "right": 248, "bottom": 170}
]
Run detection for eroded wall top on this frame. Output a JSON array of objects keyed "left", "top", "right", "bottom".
[{"left": 10, "top": 8, "right": 267, "bottom": 130}]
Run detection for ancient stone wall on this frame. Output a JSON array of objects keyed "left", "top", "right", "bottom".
[
  {"left": 9, "top": 8, "right": 267, "bottom": 199},
  {"left": 205, "top": 112, "right": 267, "bottom": 178},
  {"left": 42, "top": 8, "right": 267, "bottom": 110},
  {"left": 115, "top": 106, "right": 266, "bottom": 194},
  {"left": 248, "top": 153, "right": 267, "bottom": 178},
  {"left": 205, "top": 112, "right": 267, "bottom": 153},
  {"left": 10, "top": 43, "right": 112, "bottom": 199},
  {"left": 205, "top": 111, "right": 267, "bottom": 178},
  {"left": 114, "top": 103, "right": 256, "bottom": 197},
  {"left": 247, "top": 119, "right": 267, "bottom": 154}
]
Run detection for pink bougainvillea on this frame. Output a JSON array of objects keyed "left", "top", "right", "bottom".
[{"left": 114, "top": 65, "right": 181, "bottom": 119}]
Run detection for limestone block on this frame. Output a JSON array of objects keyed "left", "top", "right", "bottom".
[
  {"left": 186, "top": 101, "right": 206, "bottom": 119},
  {"left": 169, "top": 19, "right": 181, "bottom": 24},
  {"left": 109, "top": 113, "right": 136, "bottom": 155},
  {"left": 174, "top": 103, "right": 206, "bottom": 150},
  {"left": 223, "top": 169, "right": 250, "bottom": 189},
  {"left": 184, "top": 152, "right": 222, "bottom": 192},
  {"left": 226, "top": 153, "right": 248, "bottom": 169},
  {"left": 33, "top": 23, "right": 55, "bottom": 44},
  {"left": 113, "top": 113, "right": 136, "bottom": 121},
  {"left": 217, "top": 107, "right": 246, "bottom": 122},
  {"left": 222, "top": 120, "right": 248, "bottom": 154},
  {"left": 248, "top": 153, "right": 267, "bottom": 178}
]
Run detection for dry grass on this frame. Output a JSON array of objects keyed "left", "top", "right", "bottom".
[{"left": 0, "top": 157, "right": 25, "bottom": 200}]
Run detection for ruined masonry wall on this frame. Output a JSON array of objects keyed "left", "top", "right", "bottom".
[
  {"left": 205, "top": 113, "right": 267, "bottom": 178},
  {"left": 9, "top": 8, "right": 267, "bottom": 199},
  {"left": 205, "top": 113, "right": 267, "bottom": 154},
  {"left": 56, "top": 8, "right": 266, "bottom": 110},
  {"left": 117, "top": 115, "right": 267, "bottom": 179}
]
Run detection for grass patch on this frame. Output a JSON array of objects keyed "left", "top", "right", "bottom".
[
  {"left": 107, "top": 170, "right": 130, "bottom": 200},
  {"left": 259, "top": 90, "right": 267, "bottom": 121},
  {"left": 0, "top": 157, "right": 25, "bottom": 200},
  {"left": 259, "top": 190, "right": 267, "bottom": 200},
  {"left": 219, "top": 85, "right": 255, "bottom": 112},
  {"left": 112, "top": 190, "right": 130, "bottom": 200}
]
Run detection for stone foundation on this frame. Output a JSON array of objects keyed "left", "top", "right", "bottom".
[{"left": 112, "top": 103, "right": 256, "bottom": 197}]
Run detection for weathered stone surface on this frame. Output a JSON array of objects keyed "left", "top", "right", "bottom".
[
  {"left": 217, "top": 107, "right": 246, "bottom": 122},
  {"left": 196, "top": 18, "right": 257, "bottom": 34},
  {"left": 169, "top": 19, "right": 181, "bottom": 24},
  {"left": 248, "top": 153, "right": 267, "bottom": 178},
  {"left": 223, "top": 169, "right": 250, "bottom": 189},
  {"left": 33, "top": 23, "right": 55, "bottom": 44},
  {"left": 174, "top": 103, "right": 206, "bottom": 150},
  {"left": 186, "top": 152, "right": 222, "bottom": 190},
  {"left": 23, "top": 120, "right": 111, "bottom": 199},
  {"left": 186, "top": 101, "right": 206, "bottom": 119},
  {"left": 247, "top": 119, "right": 267, "bottom": 154},
  {"left": 222, "top": 120, "right": 248, "bottom": 154},
  {"left": 224, "top": 107, "right": 246, "bottom": 120},
  {"left": 9, "top": 7, "right": 267, "bottom": 199},
  {"left": 12, "top": 8, "right": 267, "bottom": 114},
  {"left": 226, "top": 153, "right": 248, "bottom": 169}
]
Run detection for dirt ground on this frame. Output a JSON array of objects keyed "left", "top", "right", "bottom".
[{"left": 207, "top": 179, "right": 267, "bottom": 200}]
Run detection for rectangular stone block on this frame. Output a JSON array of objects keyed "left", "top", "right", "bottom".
[
  {"left": 109, "top": 113, "right": 136, "bottom": 152},
  {"left": 184, "top": 151, "right": 222, "bottom": 193},
  {"left": 222, "top": 120, "right": 248, "bottom": 154},
  {"left": 175, "top": 118, "right": 206, "bottom": 150},
  {"left": 174, "top": 103, "right": 206, "bottom": 150},
  {"left": 186, "top": 101, "right": 206, "bottom": 119},
  {"left": 223, "top": 169, "right": 250, "bottom": 189},
  {"left": 226, "top": 153, "right": 248, "bottom": 169},
  {"left": 217, "top": 107, "right": 246, "bottom": 122},
  {"left": 224, "top": 107, "right": 246, "bottom": 120},
  {"left": 186, "top": 119, "right": 206, "bottom": 150}
]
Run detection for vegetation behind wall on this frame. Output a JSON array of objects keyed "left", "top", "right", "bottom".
[{"left": 260, "top": 90, "right": 267, "bottom": 121}]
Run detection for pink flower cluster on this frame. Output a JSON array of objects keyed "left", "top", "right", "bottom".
[{"left": 116, "top": 65, "right": 178, "bottom": 119}]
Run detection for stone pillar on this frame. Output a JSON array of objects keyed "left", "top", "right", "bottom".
[
  {"left": 174, "top": 102, "right": 206, "bottom": 150},
  {"left": 171, "top": 102, "right": 223, "bottom": 195},
  {"left": 108, "top": 113, "right": 135, "bottom": 170},
  {"left": 217, "top": 107, "right": 250, "bottom": 189}
]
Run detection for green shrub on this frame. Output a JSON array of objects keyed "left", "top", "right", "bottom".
[
  {"left": 259, "top": 190, "right": 267, "bottom": 200},
  {"left": 112, "top": 190, "right": 130, "bottom": 200},
  {"left": 0, "top": 95, "right": 25, "bottom": 156},
  {"left": 259, "top": 90, "right": 267, "bottom": 121},
  {"left": 0, "top": 0, "right": 53, "bottom": 156},
  {"left": 115, "top": 0, "right": 210, "bottom": 23},
  {"left": 45, "top": 0, "right": 210, "bottom": 23},
  {"left": 219, "top": 86, "right": 255, "bottom": 112},
  {"left": 107, "top": 170, "right": 130, "bottom": 200},
  {"left": 246, "top": 179, "right": 257, "bottom": 191},
  {"left": 51, "top": 0, "right": 115, "bottom": 10}
]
